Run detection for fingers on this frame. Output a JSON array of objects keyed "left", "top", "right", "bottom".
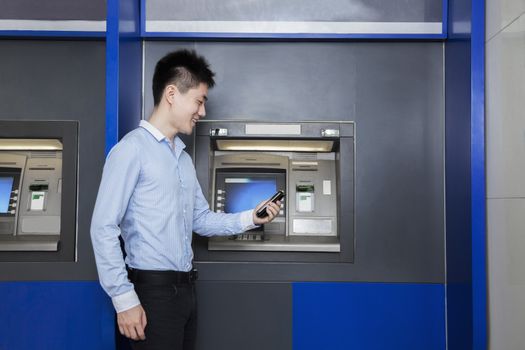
[
  {"left": 119, "top": 325, "right": 130, "bottom": 339},
  {"left": 253, "top": 199, "right": 283, "bottom": 225},
  {"left": 128, "top": 325, "right": 140, "bottom": 341},
  {"left": 267, "top": 202, "right": 280, "bottom": 216},
  {"left": 138, "top": 310, "right": 147, "bottom": 340},
  {"left": 117, "top": 305, "right": 147, "bottom": 341},
  {"left": 135, "top": 323, "right": 146, "bottom": 341},
  {"left": 141, "top": 308, "right": 148, "bottom": 329},
  {"left": 261, "top": 202, "right": 281, "bottom": 223}
]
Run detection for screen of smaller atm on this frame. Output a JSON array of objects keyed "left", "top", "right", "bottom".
[
  {"left": 0, "top": 177, "right": 14, "bottom": 213},
  {"left": 224, "top": 178, "right": 276, "bottom": 213}
]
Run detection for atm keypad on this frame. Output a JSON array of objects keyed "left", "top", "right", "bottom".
[{"left": 233, "top": 234, "right": 263, "bottom": 241}]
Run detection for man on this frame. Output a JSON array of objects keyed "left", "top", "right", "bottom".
[{"left": 90, "top": 49, "right": 281, "bottom": 350}]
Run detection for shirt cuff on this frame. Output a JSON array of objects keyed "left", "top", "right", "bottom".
[
  {"left": 112, "top": 289, "right": 141, "bottom": 313},
  {"left": 240, "top": 209, "right": 259, "bottom": 231}
]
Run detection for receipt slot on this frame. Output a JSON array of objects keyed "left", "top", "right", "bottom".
[{"left": 193, "top": 121, "right": 355, "bottom": 263}]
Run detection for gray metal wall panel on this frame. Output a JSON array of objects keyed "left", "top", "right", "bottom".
[
  {"left": 144, "top": 42, "right": 445, "bottom": 283},
  {"left": 0, "top": 40, "right": 106, "bottom": 280},
  {"left": 0, "top": 0, "right": 106, "bottom": 20},
  {"left": 146, "top": 0, "right": 442, "bottom": 22},
  {"left": 195, "top": 282, "right": 292, "bottom": 350}
]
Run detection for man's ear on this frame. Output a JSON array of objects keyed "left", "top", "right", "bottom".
[{"left": 164, "top": 84, "right": 179, "bottom": 106}]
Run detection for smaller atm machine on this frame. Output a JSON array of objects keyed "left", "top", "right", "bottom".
[
  {"left": 0, "top": 121, "right": 78, "bottom": 261},
  {"left": 193, "top": 121, "right": 354, "bottom": 263},
  {"left": 0, "top": 139, "right": 63, "bottom": 251}
]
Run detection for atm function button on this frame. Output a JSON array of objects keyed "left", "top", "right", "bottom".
[
  {"left": 217, "top": 190, "right": 224, "bottom": 195},
  {"left": 321, "top": 129, "right": 340, "bottom": 137},
  {"left": 12, "top": 190, "right": 18, "bottom": 194},
  {"left": 216, "top": 203, "right": 223, "bottom": 208},
  {"left": 279, "top": 210, "right": 284, "bottom": 215},
  {"left": 217, "top": 196, "right": 223, "bottom": 201},
  {"left": 10, "top": 210, "right": 15, "bottom": 214},
  {"left": 210, "top": 128, "right": 228, "bottom": 137},
  {"left": 11, "top": 203, "right": 17, "bottom": 208}
]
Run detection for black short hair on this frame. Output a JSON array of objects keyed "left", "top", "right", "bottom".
[{"left": 152, "top": 49, "right": 215, "bottom": 106}]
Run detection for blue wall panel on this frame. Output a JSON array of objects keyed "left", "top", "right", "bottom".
[
  {"left": 118, "top": 0, "right": 142, "bottom": 138},
  {"left": 0, "top": 282, "right": 114, "bottom": 350},
  {"left": 471, "top": 0, "right": 487, "bottom": 348},
  {"left": 106, "top": 0, "right": 120, "bottom": 154},
  {"left": 293, "top": 283, "right": 445, "bottom": 350}
]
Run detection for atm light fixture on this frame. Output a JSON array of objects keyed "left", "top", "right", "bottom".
[
  {"left": 0, "top": 139, "right": 63, "bottom": 151},
  {"left": 215, "top": 139, "right": 334, "bottom": 152}
]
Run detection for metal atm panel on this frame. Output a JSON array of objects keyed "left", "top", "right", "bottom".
[
  {"left": 0, "top": 121, "right": 78, "bottom": 262},
  {"left": 0, "top": 140, "right": 63, "bottom": 251},
  {"left": 193, "top": 121, "right": 354, "bottom": 263}
]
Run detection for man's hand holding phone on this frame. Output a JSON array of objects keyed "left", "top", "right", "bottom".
[{"left": 253, "top": 190, "right": 284, "bottom": 225}]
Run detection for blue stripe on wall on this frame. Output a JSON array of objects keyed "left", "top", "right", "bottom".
[
  {"left": 0, "top": 281, "right": 114, "bottom": 350},
  {"left": 105, "top": 0, "right": 120, "bottom": 155},
  {"left": 293, "top": 283, "right": 445, "bottom": 350},
  {"left": 471, "top": 0, "right": 487, "bottom": 345}
]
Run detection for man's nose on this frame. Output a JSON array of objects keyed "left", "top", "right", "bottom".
[{"left": 198, "top": 103, "right": 206, "bottom": 117}]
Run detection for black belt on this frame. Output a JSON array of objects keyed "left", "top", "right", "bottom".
[{"left": 128, "top": 267, "right": 198, "bottom": 286}]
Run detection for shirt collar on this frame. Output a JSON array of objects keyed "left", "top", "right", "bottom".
[
  {"left": 139, "top": 120, "right": 187, "bottom": 155},
  {"left": 139, "top": 120, "right": 166, "bottom": 142}
]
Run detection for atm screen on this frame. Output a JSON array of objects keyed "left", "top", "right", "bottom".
[
  {"left": 0, "top": 177, "right": 14, "bottom": 213},
  {"left": 224, "top": 178, "right": 276, "bottom": 213}
]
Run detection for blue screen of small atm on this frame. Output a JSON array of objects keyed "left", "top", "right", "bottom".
[
  {"left": 224, "top": 178, "right": 276, "bottom": 213},
  {"left": 0, "top": 177, "right": 14, "bottom": 213}
]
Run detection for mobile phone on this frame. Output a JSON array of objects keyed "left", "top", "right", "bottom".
[{"left": 255, "top": 190, "right": 285, "bottom": 218}]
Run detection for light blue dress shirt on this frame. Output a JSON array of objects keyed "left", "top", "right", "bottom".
[{"left": 91, "top": 120, "right": 256, "bottom": 312}]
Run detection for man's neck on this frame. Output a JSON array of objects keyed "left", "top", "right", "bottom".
[{"left": 148, "top": 108, "right": 178, "bottom": 142}]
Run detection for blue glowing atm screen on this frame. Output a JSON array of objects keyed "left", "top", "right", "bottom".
[
  {"left": 0, "top": 177, "right": 14, "bottom": 213},
  {"left": 224, "top": 178, "right": 276, "bottom": 213}
]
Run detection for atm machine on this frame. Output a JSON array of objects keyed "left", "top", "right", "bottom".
[
  {"left": 193, "top": 121, "right": 354, "bottom": 263},
  {"left": 0, "top": 121, "right": 78, "bottom": 261},
  {"left": 0, "top": 139, "right": 63, "bottom": 251}
]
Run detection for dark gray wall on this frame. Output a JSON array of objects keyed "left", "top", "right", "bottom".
[
  {"left": 0, "top": 0, "right": 106, "bottom": 20},
  {"left": 144, "top": 41, "right": 445, "bottom": 284},
  {"left": 142, "top": 40, "right": 445, "bottom": 350},
  {"left": 195, "top": 282, "right": 292, "bottom": 350},
  {"left": 0, "top": 40, "right": 106, "bottom": 280},
  {"left": 146, "top": 0, "right": 442, "bottom": 22}
]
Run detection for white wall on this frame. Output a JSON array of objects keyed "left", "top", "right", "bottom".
[{"left": 486, "top": 0, "right": 525, "bottom": 348}]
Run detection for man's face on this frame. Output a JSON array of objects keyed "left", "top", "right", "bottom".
[{"left": 169, "top": 82, "right": 208, "bottom": 135}]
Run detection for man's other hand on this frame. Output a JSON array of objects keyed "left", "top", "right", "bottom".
[
  {"left": 253, "top": 199, "right": 282, "bottom": 225},
  {"left": 117, "top": 304, "right": 147, "bottom": 341}
]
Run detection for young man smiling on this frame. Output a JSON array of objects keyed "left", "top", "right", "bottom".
[{"left": 90, "top": 50, "right": 281, "bottom": 350}]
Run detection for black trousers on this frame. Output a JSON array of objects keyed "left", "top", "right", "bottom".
[{"left": 130, "top": 280, "right": 197, "bottom": 350}]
